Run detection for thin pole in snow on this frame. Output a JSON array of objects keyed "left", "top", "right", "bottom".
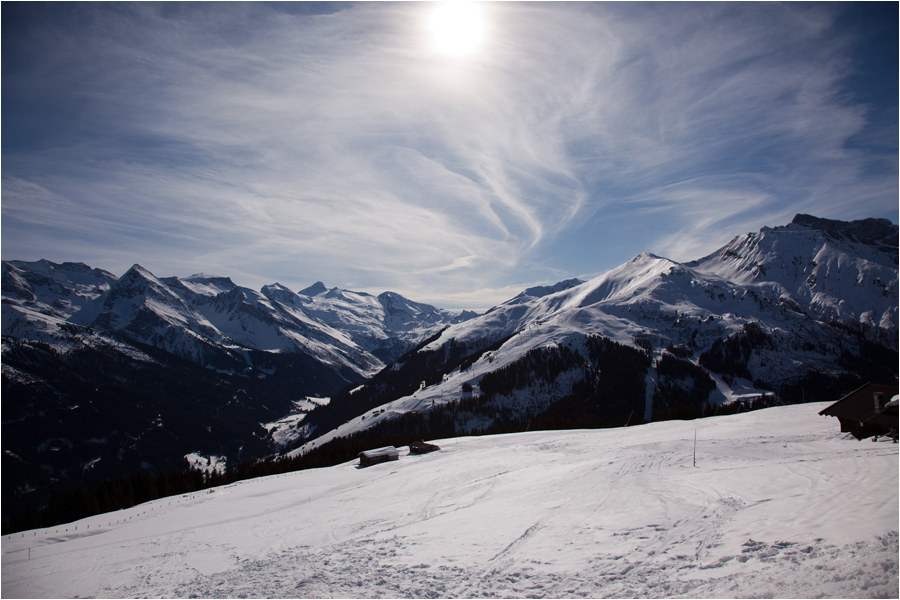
[{"left": 693, "top": 429, "right": 697, "bottom": 468}]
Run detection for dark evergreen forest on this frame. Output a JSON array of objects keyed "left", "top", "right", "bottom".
[{"left": 1, "top": 332, "right": 356, "bottom": 533}]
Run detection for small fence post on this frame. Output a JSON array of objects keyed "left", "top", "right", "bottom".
[{"left": 693, "top": 429, "right": 697, "bottom": 468}]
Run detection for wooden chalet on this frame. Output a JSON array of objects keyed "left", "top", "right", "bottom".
[
  {"left": 819, "top": 383, "right": 899, "bottom": 442},
  {"left": 409, "top": 440, "right": 440, "bottom": 455},
  {"left": 358, "top": 446, "right": 400, "bottom": 467}
]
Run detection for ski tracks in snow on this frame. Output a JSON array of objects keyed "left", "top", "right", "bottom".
[
  {"left": 153, "top": 530, "right": 898, "bottom": 599},
  {"left": 168, "top": 429, "right": 895, "bottom": 598}
]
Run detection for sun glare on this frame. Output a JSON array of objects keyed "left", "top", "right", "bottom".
[{"left": 429, "top": 2, "right": 485, "bottom": 57}]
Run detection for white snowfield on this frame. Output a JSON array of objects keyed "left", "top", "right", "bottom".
[{"left": 3, "top": 403, "right": 897, "bottom": 599}]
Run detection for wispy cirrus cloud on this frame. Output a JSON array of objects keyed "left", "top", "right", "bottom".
[{"left": 2, "top": 2, "right": 895, "bottom": 309}]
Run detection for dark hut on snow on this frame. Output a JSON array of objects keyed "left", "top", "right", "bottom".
[
  {"left": 358, "top": 446, "right": 400, "bottom": 467},
  {"left": 819, "top": 382, "right": 899, "bottom": 442},
  {"left": 409, "top": 440, "right": 440, "bottom": 454}
]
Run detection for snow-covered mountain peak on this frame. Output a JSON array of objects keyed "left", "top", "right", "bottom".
[
  {"left": 790, "top": 213, "right": 899, "bottom": 252},
  {"left": 177, "top": 274, "right": 237, "bottom": 297},
  {"left": 378, "top": 290, "right": 407, "bottom": 302},
  {"left": 94, "top": 264, "right": 199, "bottom": 334},
  {"left": 421, "top": 253, "right": 691, "bottom": 355},
  {"left": 261, "top": 282, "right": 292, "bottom": 294},
  {"left": 685, "top": 215, "right": 898, "bottom": 330},
  {"left": 377, "top": 291, "right": 446, "bottom": 329},
  {"left": 526, "top": 278, "right": 584, "bottom": 297},
  {"left": 325, "top": 287, "right": 351, "bottom": 300},
  {"left": 260, "top": 283, "right": 301, "bottom": 306},
  {"left": 566, "top": 253, "right": 680, "bottom": 309},
  {"left": 1, "top": 259, "right": 118, "bottom": 341},
  {"left": 123, "top": 263, "right": 155, "bottom": 280},
  {"left": 20, "top": 259, "right": 116, "bottom": 282},
  {"left": 1, "top": 262, "right": 35, "bottom": 302},
  {"left": 630, "top": 252, "right": 666, "bottom": 263},
  {"left": 113, "top": 264, "right": 185, "bottom": 302},
  {"left": 19, "top": 258, "right": 55, "bottom": 276},
  {"left": 3, "top": 259, "right": 117, "bottom": 289},
  {"left": 502, "top": 278, "right": 587, "bottom": 307},
  {"left": 299, "top": 281, "right": 328, "bottom": 296},
  {"left": 217, "top": 285, "right": 257, "bottom": 306}
]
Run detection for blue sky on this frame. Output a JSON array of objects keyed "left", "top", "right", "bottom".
[{"left": 2, "top": 2, "right": 897, "bottom": 309}]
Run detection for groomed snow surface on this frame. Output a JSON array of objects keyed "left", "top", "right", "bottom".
[{"left": 3, "top": 403, "right": 897, "bottom": 599}]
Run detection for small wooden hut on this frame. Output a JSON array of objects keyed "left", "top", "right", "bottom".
[
  {"left": 409, "top": 440, "right": 440, "bottom": 454},
  {"left": 358, "top": 446, "right": 400, "bottom": 467},
  {"left": 819, "top": 383, "right": 899, "bottom": 441}
]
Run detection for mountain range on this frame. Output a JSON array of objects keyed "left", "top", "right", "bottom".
[
  {"left": 2, "top": 213, "right": 897, "bottom": 527},
  {"left": 2, "top": 261, "right": 474, "bottom": 524},
  {"left": 292, "top": 213, "right": 897, "bottom": 453}
]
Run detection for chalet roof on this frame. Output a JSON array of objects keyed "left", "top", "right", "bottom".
[
  {"left": 819, "top": 383, "right": 899, "bottom": 428},
  {"left": 358, "top": 446, "right": 400, "bottom": 459}
]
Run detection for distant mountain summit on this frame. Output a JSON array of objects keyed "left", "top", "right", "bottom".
[
  {"left": 291, "top": 282, "right": 477, "bottom": 363},
  {"left": 298, "top": 281, "right": 328, "bottom": 296},
  {"left": 495, "top": 278, "right": 585, "bottom": 308},
  {"left": 2, "top": 259, "right": 117, "bottom": 326},
  {"left": 790, "top": 213, "right": 898, "bottom": 252},
  {"left": 688, "top": 214, "right": 898, "bottom": 330}
]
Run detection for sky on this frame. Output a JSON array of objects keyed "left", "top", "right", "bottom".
[{"left": 2, "top": 2, "right": 897, "bottom": 310}]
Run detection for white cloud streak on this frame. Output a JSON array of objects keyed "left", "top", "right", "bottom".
[{"left": 2, "top": 2, "right": 895, "bottom": 308}]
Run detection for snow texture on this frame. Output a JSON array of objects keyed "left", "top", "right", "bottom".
[
  {"left": 183, "top": 453, "right": 227, "bottom": 476},
  {"left": 262, "top": 397, "right": 331, "bottom": 448},
  {"left": 3, "top": 403, "right": 896, "bottom": 599}
]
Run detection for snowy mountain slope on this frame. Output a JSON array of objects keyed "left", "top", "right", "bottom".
[
  {"left": 436, "top": 215, "right": 897, "bottom": 360},
  {"left": 689, "top": 214, "right": 898, "bottom": 331},
  {"left": 88, "top": 266, "right": 380, "bottom": 378},
  {"left": 297, "top": 215, "right": 897, "bottom": 450},
  {"left": 286, "top": 282, "right": 477, "bottom": 363},
  {"left": 170, "top": 273, "right": 238, "bottom": 297},
  {"left": 3, "top": 262, "right": 475, "bottom": 382},
  {"left": 194, "top": 284, "right": 381, "bottom": 377},
  {"left": 264, "top": 282, "right": 398, "bottom": 361},
  {"left": 3, "top": 403, "right": 896, "bottom": 599},
  {"left": 90, "top": 264, "right": 237, "bottom": 363},
  {"left": 1, "top": 259, "right": 117, "bottom": 330},
  {"left": 261, "top": 396, "right": 331, "bottom": 449},
  {"left": 434, "top": 215, "right": 897, "bottom": 369},
  {"left": 506, "top": 277, "right": 585, "bottom": 304}
]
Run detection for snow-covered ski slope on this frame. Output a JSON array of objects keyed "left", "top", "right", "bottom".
[{"left": 3, "top": 403, "right": 897, "bottom": 599}]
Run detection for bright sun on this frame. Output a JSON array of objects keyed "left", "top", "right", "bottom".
[{"left": 429, "top": 2, "right": 485, "bottom": 57}]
